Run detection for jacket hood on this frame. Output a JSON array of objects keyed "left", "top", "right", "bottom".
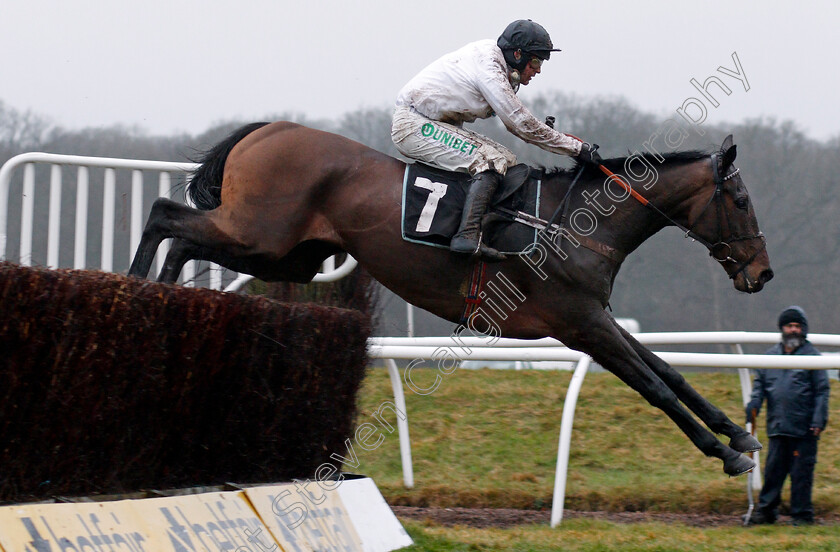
[{"left": 778, "top": 305, "right": 809, "bottom": 336}]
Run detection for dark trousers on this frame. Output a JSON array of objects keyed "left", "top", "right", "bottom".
[{"left": 757, "top": 436, "right": 818, "bottom": 521}]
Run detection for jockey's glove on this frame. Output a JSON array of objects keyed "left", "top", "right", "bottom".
[{"left": 577, "top": 142, "right": 603, "bottom": 166}]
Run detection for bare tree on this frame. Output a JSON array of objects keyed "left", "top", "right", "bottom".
[{"left": 0, "top": 100, "right": 51, "bottom": 151}]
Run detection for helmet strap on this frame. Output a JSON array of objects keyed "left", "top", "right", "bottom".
[
  {"left": 502, "top": 47, "right": 529, "bottom": 72},
  {"left": 512, "top": 49, "right": 529, "bottom": 70},
  {"left": 503, "top": 47, "right": 524, "bottom": 91}
]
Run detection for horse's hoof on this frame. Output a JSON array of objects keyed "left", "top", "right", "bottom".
[
  {"left": 723, "top": 453, "right": 756, "bottom": 477},
  {"left": 729, "top": 433, "right": 762, "bottom": 453}
]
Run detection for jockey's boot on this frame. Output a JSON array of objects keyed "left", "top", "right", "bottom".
[{"left": 450, "top": 170, "right": 506, "bottom": 262}]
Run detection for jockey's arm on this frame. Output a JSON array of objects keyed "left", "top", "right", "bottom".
[{"left": 475, "top": 65, "right": 583, "bottom": 158}]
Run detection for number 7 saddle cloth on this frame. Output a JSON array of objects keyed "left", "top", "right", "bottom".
[{"left": 401, "top": 162, "right": 541, "bottom": 255}]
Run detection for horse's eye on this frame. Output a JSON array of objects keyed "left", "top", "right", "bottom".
[{"left": 734, "top": 197, "right": 749, "bottom": 210}]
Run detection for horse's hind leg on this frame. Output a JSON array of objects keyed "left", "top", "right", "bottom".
[
  {"left": 157, "top": 238, "right": 197, "bottom": 284},
  {"left": 558, "top": 308, "right": 753, "bottom": 476},
  {"left": 129, "top": 198, "right": 201, "bottom": 279},
  {"left": 128, "top": 198, "right": 247, "bottom": 282},
  {"left": 130, "top": 198, "right": 336, "bottom": 286},
  {"left": 612, "top": 322, "right": 761, "bottom": 454}
]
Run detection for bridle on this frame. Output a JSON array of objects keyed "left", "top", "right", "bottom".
[
  {"left": 683, "top": 153, "right": 767, "bottom": 281},
  {"left": 597, "top": 152, "right": 767, "bottom": 282}
]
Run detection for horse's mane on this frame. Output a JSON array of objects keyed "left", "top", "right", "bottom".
[{"left": 544, "top": 150, "right": 711, "bottom": 181}]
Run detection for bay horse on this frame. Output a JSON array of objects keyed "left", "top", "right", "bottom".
[{"left": 128, "top": 121, "right": 773, "bottom": 476}]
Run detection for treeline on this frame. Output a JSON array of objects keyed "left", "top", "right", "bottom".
[{"left": 1, "top": 97, "right": 838, "bottom": 338}]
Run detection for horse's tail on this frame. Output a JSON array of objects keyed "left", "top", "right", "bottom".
[{"left": 187, "top": 122, "right": 271, "bottom": 210}]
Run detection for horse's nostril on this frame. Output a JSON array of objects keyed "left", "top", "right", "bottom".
[{"left": 759, "top": 269, "right": 774, "bottom": 284}]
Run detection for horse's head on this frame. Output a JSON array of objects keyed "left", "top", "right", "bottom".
[{"left": 686, "top": 135, "right": 774, "bottom": 293}]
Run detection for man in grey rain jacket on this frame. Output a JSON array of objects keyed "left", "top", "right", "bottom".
[{"left": 745, "top": 306, "right": 830, "bottom": 525}]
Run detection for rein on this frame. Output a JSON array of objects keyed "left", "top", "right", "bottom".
[
  {"left": 597, "top": 154, "right": 766, "bottom": 280},
  {"left": 544, "top": 161, "right": 587, "bottom": 234}
]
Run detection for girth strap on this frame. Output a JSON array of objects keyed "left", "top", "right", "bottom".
[{"left": 459, "top": 261, "right": 487, "bottom": 325}]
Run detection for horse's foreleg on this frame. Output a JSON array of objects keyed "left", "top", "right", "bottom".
[
  {"left": 612, "top": 322, "right": 761, "bottom": 454},
  {"left": 559, "top": 310, "right": 754, "bottom": 476}
]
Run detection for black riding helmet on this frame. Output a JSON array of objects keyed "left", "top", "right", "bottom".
[{"left": 497, "top": 19, "right": 561, "bottom": 71}]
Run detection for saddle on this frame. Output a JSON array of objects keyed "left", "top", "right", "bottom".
[{"left": 401, "top": 163, "right": 542, "bottom": 255}]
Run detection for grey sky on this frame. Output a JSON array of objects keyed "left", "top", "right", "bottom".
[{"left": 1, "top": 0, "right": 836, "bottom": 141}]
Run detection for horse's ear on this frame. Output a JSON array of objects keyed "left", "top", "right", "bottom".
[{"left": 721, "top": 134, "right": 736, "bottom": 169}]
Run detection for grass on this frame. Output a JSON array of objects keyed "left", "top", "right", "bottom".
[
  {"left": 352, "top": 367, "right": 840, "bottom": 515},
  {"left": 349, "top": 367, "right": 840, "bottom": 549},
  {"left": 399, "top": 519, "right": 840, "bottom": 551}
]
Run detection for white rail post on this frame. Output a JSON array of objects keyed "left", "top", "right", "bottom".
[
  {"left": 182, "top": 259, "right": 196, "bottom": 286},
  {"left": 551, "top": 354, "right": 592, "bottom": 527},
  {"left": 20, "top": 164, "right": 35, "bottom": 266},
  {"left": 101, "top": 168, "right": 116, "bottom": 272},
  {"left": 74, "top": 166, "right": 89, "bottom": 269},
  {"left": 130, "top": 170, "right": 143, "bottom": 266},
  {"left": 210, "top": 263, "right": 223, "bottom": 290},
  {"left": 0, "top": 163, "right": 9, "bottom": 259},
  {"left": 406, "top": 304, "right": 415, "bottom": 338},
  {"left": 385, "top": 359, "right": 414, "bottom": 488},
  {"left": 47, "top": 165, "right": 62, "bottom": 268},
  {"left": 734, "top": 343, "right": 762, "bottom": 489}
]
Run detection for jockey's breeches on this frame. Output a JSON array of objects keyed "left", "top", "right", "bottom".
[{"left": 391, "top": 106, "right": 517, "bottom": 175}]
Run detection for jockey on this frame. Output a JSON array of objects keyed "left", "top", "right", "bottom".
[{"left": 392, "top": 19, "right": 602, "bottom": 262}]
